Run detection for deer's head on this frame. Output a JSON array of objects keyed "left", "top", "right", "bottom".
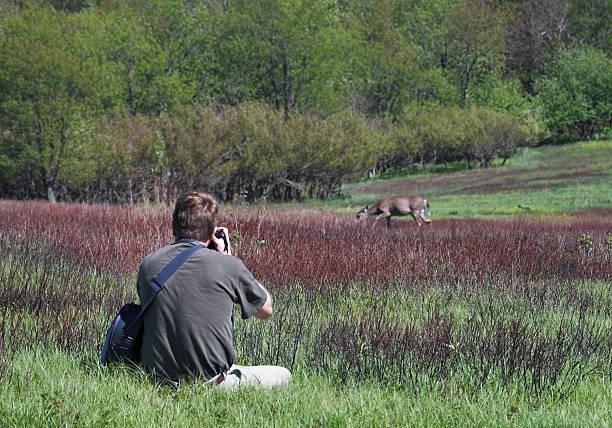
[{"left": 356, "top": 205, "right": 369, "bottom": 220}]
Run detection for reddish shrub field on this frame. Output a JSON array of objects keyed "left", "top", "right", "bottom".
[
  {"left": 1, "top": 201, "right": 610, "bottom": 285},
  {"left": 0, "top": 200, "right": 610, "bottom": 395}
]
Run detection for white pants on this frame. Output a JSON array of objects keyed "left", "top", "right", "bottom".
[{"left": 213, "top": 364, "right": 291, "bottom": 390}]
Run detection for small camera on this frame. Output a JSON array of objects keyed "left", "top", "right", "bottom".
[{"left": 209, "top": 228, "right": 229, "bottom": 253}]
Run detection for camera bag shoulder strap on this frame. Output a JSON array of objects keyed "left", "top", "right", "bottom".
[
  {"left": 126, "top": 242, "right": 205, "bottom": 332},
  {"left": 100, "top": 241, "right": 207, "bottom": 365},
  {"left": 141, "top": 241, "right": 205, "bottom": 313}
]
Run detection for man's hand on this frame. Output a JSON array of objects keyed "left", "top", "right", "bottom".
[{"left": 210, "top": 227, "right": 231, "bottom": 255}]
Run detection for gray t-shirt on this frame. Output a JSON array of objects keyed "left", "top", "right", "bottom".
[{"left": 137, "top": 241, "right": 267, "bottom": 382}]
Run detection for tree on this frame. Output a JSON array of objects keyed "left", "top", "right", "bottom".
[
  {"left": 211, "top": 0, "right": 356, "bottom": 118},
  {"left": 505, "top": 0, "right": 571, "bottom": 90},
  {"left": 342, "top": 0, "right": 421, "bottom": 117},
  {"left": 100, "top": 5, "right": 194, "bottom": 115},
  {"left": 535, "top": 46, "right": 612, "bottom": 140},
  {"left": 463, "top": 107, "right": 533, "bottom": 167},
  {"left": 566, "top": 0, "right": 612, "bottom": 55},
  {"left": 0, "top": 8, "right": 121, "bottom": 201},
  {"left": 443, "top": 0, "right": 507, "bottom": 103},
  {"left": 124, "top": 0, "right": 219, "bottom": 106},
  {"left": 289, "top": 110, "right": 383, "bottom": 198},
  {"left": 391, "top": 0, "right": 461, "bottom": 105}
]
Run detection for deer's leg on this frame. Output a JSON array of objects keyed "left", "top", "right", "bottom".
[
  {"left": 419, "top": 209, "right": 432, "bottom": 225},
  {"left": 373, "top": 212, "right": 391, "bottom": 229},
  {"left": 410, "top": 212, "right": 422, "bottom": 226},
  {"left": 386, "top": 216, "right": 392, "bottom": 229}
]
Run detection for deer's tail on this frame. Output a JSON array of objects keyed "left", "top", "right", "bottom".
[{"left": 425, "top": 199, "right": 430, "bottom": 217}]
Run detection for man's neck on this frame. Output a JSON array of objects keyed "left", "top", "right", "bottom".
[{"left": 175, "top": 237, "right": 209, "bottom": 246}]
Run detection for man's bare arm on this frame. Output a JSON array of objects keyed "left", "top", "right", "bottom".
[{"left": 255, "top": 283, "right": 273, "bottom": 320}]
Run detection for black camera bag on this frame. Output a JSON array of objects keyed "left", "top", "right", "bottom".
[{"left": 100, "top": 242, "right": 205, "bottom": 365}]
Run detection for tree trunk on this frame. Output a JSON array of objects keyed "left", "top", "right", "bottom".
[{"left": 47, "top": 186, "right": 57, "bottom": 203}]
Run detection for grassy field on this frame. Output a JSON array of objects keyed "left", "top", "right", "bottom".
[
  {"left": 0, "top": 140, "right": 611, "bottom": 427},
  {"left": 325, "top": 140, "right": 612, "bottom": 220},
  {"left": 1, "top": 350, "right": 609, "bottom": 427}
]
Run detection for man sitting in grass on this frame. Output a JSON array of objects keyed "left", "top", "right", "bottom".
[{"left": 137, "top": 191, "right": 291, "bottom": 389}]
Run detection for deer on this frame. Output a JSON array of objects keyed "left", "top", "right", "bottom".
[{"left": 356, "top": 196, "right": 431, "bottom": 229}]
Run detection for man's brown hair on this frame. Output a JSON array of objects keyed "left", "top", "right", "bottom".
[{"left": 172, "top": 192, "right": 218, "bottom": 242}]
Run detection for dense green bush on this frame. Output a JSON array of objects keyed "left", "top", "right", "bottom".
[
  {"left": 382, "top": 105, "right": 535, "bottom": 171},
  {"left": 13, "top": 102, "right": 538, "bottom": 203},
  {"left": 536, "top": 47, "right": 612, "bottom": 140},
  {"left": 462, "top": 107, "right": 535, "bottom": 167},
  {"left": 82, "top": 104, "right": 382, "bottom": 203}
]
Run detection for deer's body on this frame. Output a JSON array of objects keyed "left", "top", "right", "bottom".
[{"left": 357, "top": 196, "right": 431, "bottom": 228}]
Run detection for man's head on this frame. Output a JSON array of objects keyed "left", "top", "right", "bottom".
[{"left": 172, "top": 192, "right": 219, "bottom": 242}]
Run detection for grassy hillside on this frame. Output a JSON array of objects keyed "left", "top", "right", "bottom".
[
  {"left": 1, "top": 201, "right": 610, "bottom": 426},
  {"left": 328, "top": 140, "right": 612, "bottom": 220},
  {"left": 0, "top": 142, "right": 610, "bottom": 427}
]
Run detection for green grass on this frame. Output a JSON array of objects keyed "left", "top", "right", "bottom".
[
  {"left": 278, "top": 280, "right": 612, "bottom": 330},
  {"left": 2, "top": 350, "right": 610, "bottom": 427},
  {"left": 426, "top": 182, "right": 611, "bottom": 219},
  {"left": 1, "top": 272, "right": 608, "bottom": 427},
  {"left": 1, "top": 141, "right": 611, "bottom": 427},
  {"left": 321, "top": 140, "right": 612, "bottom": 220}
]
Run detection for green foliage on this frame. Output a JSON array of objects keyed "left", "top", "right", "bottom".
[
  {"left": 209, "top": 0, "right": 356, "bottom": 116},
  {"left": 101, "top": 5, "right": 195, "bottom": 114},
  {"left": 471, "top": 75, "right": 550, "bottom": 142},
  {"left": 384, "top": 105, "right": 535, "bottom": 170},
  {"left": 442, "top": 0, "right": 507, "bottom": 103},
  {"left": 92, "top": 103, "right": 382, "bottom": 202},
  {"left": 463, "top": 107, "right": 535, "bottom": 166},
  {"left": 345, "top": 0, "right": 422, "bottom": 117},
  {"left": 293, "top": 109, "right": 383, "bottom": 197},
  {"left": 471, "top": 75, "right": 530, "bottom": 115},
  {"left": 0, "top": 0, "right": 609, "bottom": 202},
  {"left": 535, "top": 46, "right": 612, "bottom": 140},
  {"left": 566, "top": 0, "right": 612, "bottom": 54},
  {"left": 0, "top": 7, "right": 121, "bottom": 199}
]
